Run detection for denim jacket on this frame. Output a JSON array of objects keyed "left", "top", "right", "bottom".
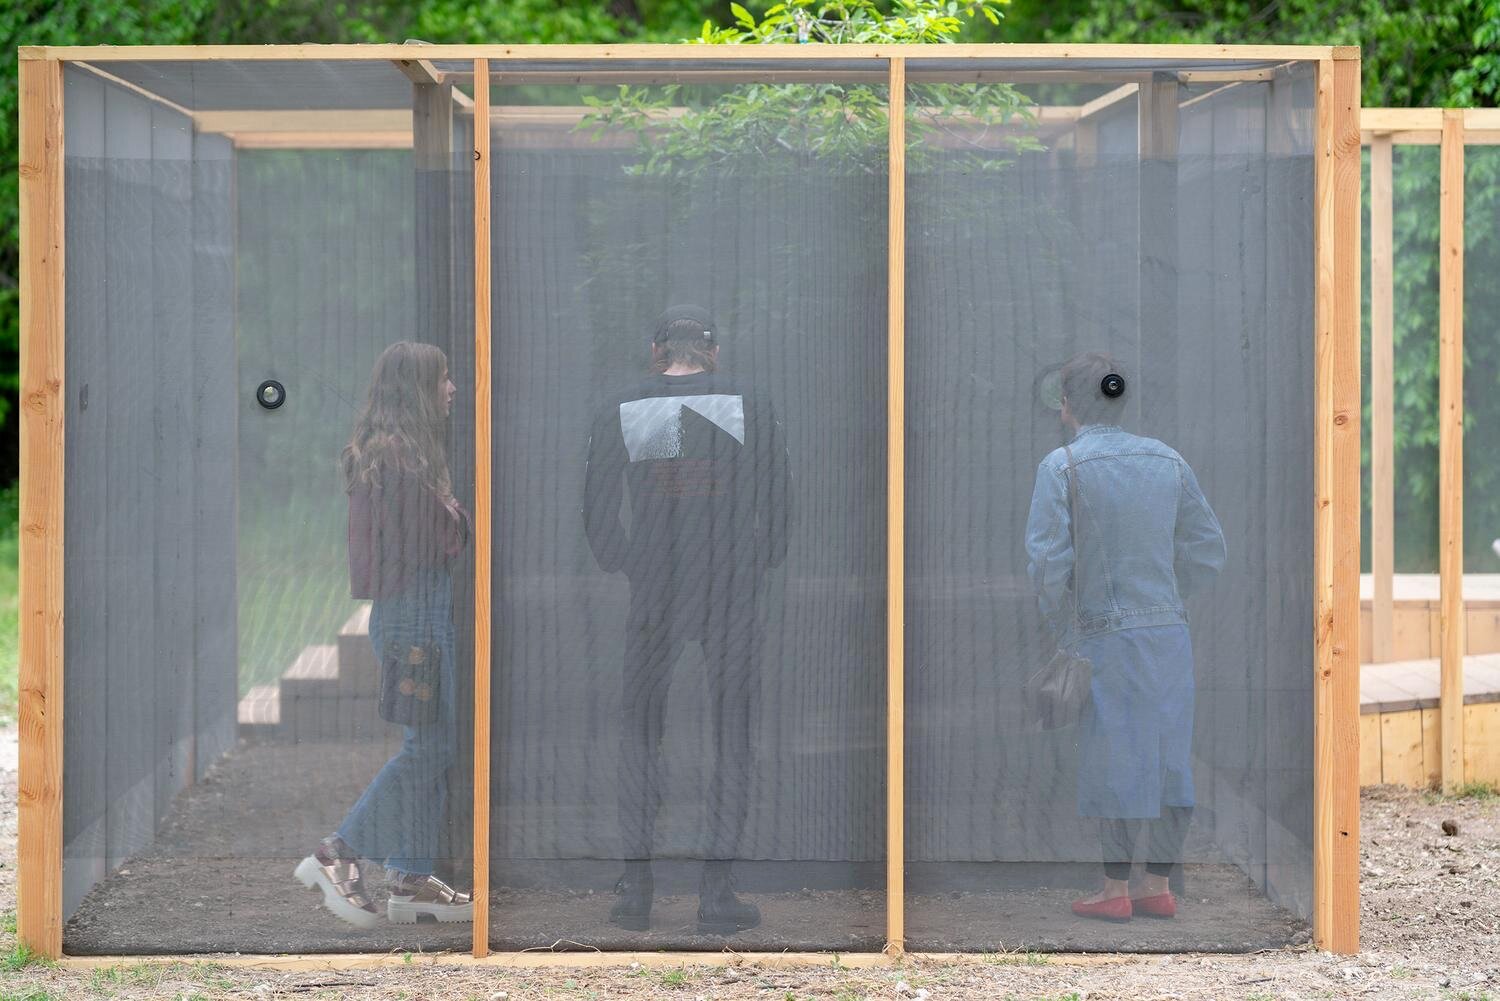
[{"left": 1024, "top": 425, "right": 1226, "bottom": 647}]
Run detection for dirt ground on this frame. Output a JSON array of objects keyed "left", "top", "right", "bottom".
[{"left": 3, "top": 724, "right": 1498, "bottom": 1000}]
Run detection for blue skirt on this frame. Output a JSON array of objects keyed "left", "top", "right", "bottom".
[{"left": 1075, "top": 624, "right": 1195, "bottom": 820}]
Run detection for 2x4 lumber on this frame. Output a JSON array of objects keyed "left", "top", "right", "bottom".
[
  {"left": 1370, "top": 136, "right": 1395, "bottom": 664},
  {"left": 1176, "top": 67, "right": 1277, "bottom": 83},
  {"left": 193, "top": 109, "right": 411, "bottom": 134},
  {"left": 229, "top": 131, "right": 410, "bottom": 149},
  {"left": 21, "top": 43, "right": 1342, "bottom": 61},
  {"left": 1312, "top": 54, "right": 1362, "bottom": 956},
  {"left": 1362, "top": 108, "right": 1500, "bottom": 136},
  {"left": 55, "top": 952, "right": 1133, "bottom": 971},
  {"left": 413, "top": 83, "right": 453, "bottom": 170},
  {"left": 72, "top": 61, "right": 194, "bottom": 119},
  {"left": 477, "top": 68, "right": 1157, "bottom": 85},
  {"left": 1361, "top": 130, "right": 1500, "bottom": 148},
  {"left": 1076, "top": 83, "right": 1137, "bottom": 123},
  {"left": 393, "top": 57, "right": 442, "bottom": 85},
  {"left": 471, "top": 57, "right": 493, "bottom": 960},
  {"left": 885, "top": 55, "right": 907, "bottom": 959},
  {"left": 1439, "top": 109, "right": 1465, "bottom": 791},
  {"left": 17, "top": 56, "right": 65, "bottom": 961}
]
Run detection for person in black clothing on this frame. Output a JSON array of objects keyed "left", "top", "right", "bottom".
[{"left": 584, "top": 304, "right": 791, "bottom": 935}]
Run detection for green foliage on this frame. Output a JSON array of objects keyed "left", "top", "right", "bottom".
[
  {"left": 696, "top": 0, "right": 1009, "bottom": 44},
  {"left": 582, "top": 0, "right": 1038, "bottom": 178},
  {"left": 1029, "top": 0, "right": 1500, "bottom": 109},
  {"left": 0, "top": 484, "right": 16, "bottom": 724}
]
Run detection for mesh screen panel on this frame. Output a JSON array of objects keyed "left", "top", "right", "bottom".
[
  {"left": 61, "top": 62, "right": 476, "bottom": 954},
  {"left": 1464, "top": 145, "right": 1500, "bottom": 591},
  {"left": 902, "top": 65, "right": 1318, "bottom": 951},
  {"left": 484, "top": 66, "right": 889, "bottom": 952}
]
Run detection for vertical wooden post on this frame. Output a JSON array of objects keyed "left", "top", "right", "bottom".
[
  {"left": 471, "top": 58, "right": 493, "bottom": 959},
  {"left": 17, "top": 55, "right": 66, "bottom": 960},
  {"left": 1438, "top": 109, "right": 1465, "bottom": 792},
  {"left": 1138, "top": 73, "right": 1179, "bottom": 429},
  {"left": 1313, "top": 53, "right": 1362, "bottom": 955},
  {"left": 884, "top": 56, "right": 906, "bottom": 958},
  {"left": 1370, "top": 135, "right": 1395, "bottom": 664}
]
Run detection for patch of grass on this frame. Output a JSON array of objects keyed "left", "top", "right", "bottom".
[
  {"left": 1, "top": 912, "right": 16, "bottom": 936},
  {"left": 983, "top": 949, "right": 1051, "bottom": 966},
  {"left": 660, "top": 968, "right": 689, "bottom": 988},
  {"left": 1451, "top": 781, "right": 1499, "bottom": 801},
  {"left": 1, "top": 942, "right": 51, "bottom": 972},
  {"left": 1425, "top": 781, "right": 1500, "bottom": 805},
  {"left": 0, "top": 484, "right": 18, "bottom": 724},
  {"left": 0, "top": 988, "right": 63, "bottom": 1001}
]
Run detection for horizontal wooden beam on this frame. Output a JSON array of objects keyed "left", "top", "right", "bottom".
[
  {"left": 56, "top": 951, "right": 1132, "bottom": 972},
  {"left": 22, "top": 42, "right": 1341, "bottom": 62},
  {"left": 1360, "top": 129, "right": 1500, "bottom": 147},
  {"left": 1362, "top": 108, "right": 1500, "bottom": 133},
  {"left": 1178, "top": 67, "right": 1277, "bottom": 82},
  {"left": 194, "top": 108, "right": 411, "bottom": 133},
  {"left": 230, "top": 131, "right": 411, "bottom": 149}
]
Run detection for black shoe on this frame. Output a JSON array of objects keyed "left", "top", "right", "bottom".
[
  {"left": 697, "top": 861, "right": 760, "bottom": 935},
  {"left": 609, "top": 861, "right": 653, "bottom": 931}
]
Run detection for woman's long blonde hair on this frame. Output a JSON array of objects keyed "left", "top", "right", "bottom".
[{"left": 342, "top": 341, "right": 452, "bottom": 498}]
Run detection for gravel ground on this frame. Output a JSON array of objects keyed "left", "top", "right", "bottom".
[{"left": 3, "top": 723, "right": 1497, "bottom": 1000}]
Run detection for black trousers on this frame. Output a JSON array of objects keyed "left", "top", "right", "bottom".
[
  {"left": 617, "top": 589, "right": 760, "bottom": 862},
  {"left": 1101, "top": 806, "right": 1193, "bottom": 881}
]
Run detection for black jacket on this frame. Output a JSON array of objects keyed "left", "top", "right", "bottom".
[{"left": 584, "top": 371, "right": 791, "bottom": 598}]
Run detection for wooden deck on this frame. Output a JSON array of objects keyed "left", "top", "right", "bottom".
[
  {"left": 1359, "top": 651, "right": 1500, "bottom": 788},
  {"left": 1360, "top": 573, "right": 1500, "bottom": 663}
]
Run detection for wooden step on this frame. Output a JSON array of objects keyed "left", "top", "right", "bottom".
[
  {"left": 236, "top": 684, "right": 282, "bottom": 740},
  {"left": 279, "top": 643, "right": 340, "bottom": 703}
]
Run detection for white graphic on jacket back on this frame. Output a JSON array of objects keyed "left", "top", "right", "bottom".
[{"left": 619, "top": 394, "right": 746, "bottom": 462}]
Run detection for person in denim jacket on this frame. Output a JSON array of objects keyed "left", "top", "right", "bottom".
[{"left": 1025, "top": 352, "right": 1225, "bottom": 923}]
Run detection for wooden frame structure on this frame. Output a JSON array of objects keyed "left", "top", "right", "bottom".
[
  {"left": 16, "top": 42, "right": 1363, "bottom": 962},
  {"left": 1361, "top": 108, "right": 1500, "bottom": 792}
]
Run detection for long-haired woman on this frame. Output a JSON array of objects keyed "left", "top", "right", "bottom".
[{"left": 295, "top": 341, "right": 474, "bottom": 928}]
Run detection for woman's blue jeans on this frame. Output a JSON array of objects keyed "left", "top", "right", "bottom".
[{"left": 336, "top": 571, "right": 457, "bottom": 877}]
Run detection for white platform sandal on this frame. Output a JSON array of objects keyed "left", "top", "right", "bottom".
[
  {"left": 386, "top": 872, "right": 474, "bottom": 924},
  {"left": 294, "top": 854, "right": 381, "bottom": 930}
]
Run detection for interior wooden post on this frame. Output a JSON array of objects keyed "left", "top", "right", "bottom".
[
  {"left": 1438, "top": 109, "right": 1465, "bottom": 792},
  {"left": 1370, "top": 135, "right": 1395, "bottom": 664},
  {"left": 471, "top": 57, "right": 493, "bottom": 959},
  {"left": 17, "top": 54, "right": 66, "bottom": 961},
  {"left": 884, "top": 55, "right": 907, "bottom": 958},
  {"left": 1312, "top": 53, "right": 1362, "bottom": 956}
]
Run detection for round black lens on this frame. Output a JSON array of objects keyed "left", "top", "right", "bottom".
[
  {"left": 256, "top": 379, "right": 286, "bottom": 410},
  {"left": 1100, "top": 373, "right": 1125, "bottom": 398}
]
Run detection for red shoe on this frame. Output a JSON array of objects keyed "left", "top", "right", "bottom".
[
  {"left": 1131, "top": 892, "right": 1177, "bottom": 919},
  {"left": 1071, "top": 894, "right": 1133, "bottom": 922}
]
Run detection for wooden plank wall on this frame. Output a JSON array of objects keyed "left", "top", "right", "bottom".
[{"left": 1361, "top": 703, "right": 1500, "bottom": 787}]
